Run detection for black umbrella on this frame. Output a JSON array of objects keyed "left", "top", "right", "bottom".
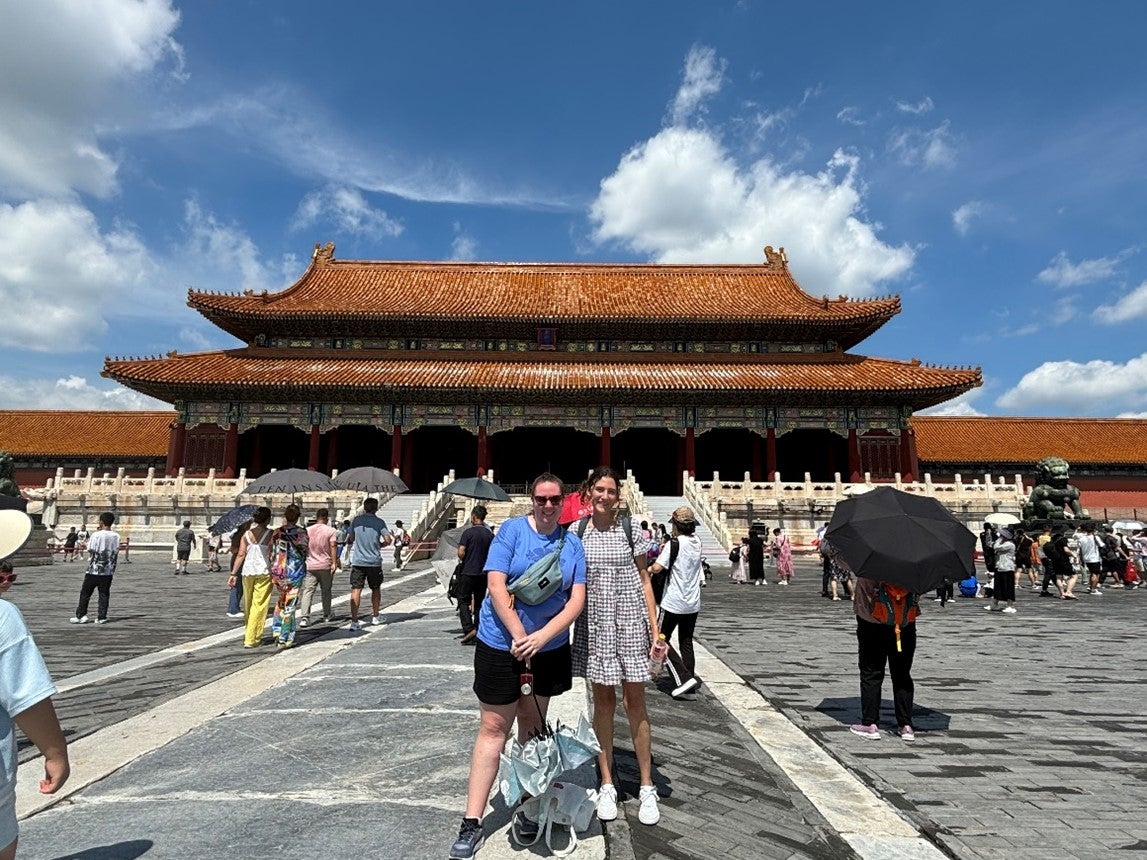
[
  {"left": 209, "top": 504, "right": 259, "bottom": 536},
  {"left": 332, "top": 466, "right": 409, "bottom": 494},
  {"left": 440, "top": 476, "right": 511, "bottom": 501},
  {"left": 825, "top": 486, "right": 975, "bottom": 594},
  {"left": 240, "top": 468, "right": 338, "bottom": 495}
]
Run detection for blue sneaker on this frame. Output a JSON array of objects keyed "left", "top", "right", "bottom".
[{"left": 449, "top": 817, "right": 483, "bottom": 859}]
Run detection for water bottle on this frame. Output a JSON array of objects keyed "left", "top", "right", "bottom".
[{"left": 649, "top": 634, "right": 669, "bottom": 679}]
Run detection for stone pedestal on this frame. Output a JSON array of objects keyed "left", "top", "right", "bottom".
[{"left": 10, "top": 515, "right": 55, "bottom": 567}]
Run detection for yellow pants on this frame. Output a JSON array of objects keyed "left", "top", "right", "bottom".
[{"left": 242, "top": 574, "right": 273, "bottom": 647}]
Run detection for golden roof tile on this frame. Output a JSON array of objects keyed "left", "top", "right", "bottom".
[
  {"left": 912, "top": 416, "right": 1147, "bottom": 466},
  {"left": 0, "top": 411, "right": 174, "bottom": 458}
]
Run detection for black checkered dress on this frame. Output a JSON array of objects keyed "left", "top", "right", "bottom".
[{"left": 572, "top": 520, "right": 653, "bottom": 685}]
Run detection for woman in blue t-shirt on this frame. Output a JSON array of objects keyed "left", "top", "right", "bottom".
[{"left": 449, "top": 473, "right": 587, "bottom": 860}]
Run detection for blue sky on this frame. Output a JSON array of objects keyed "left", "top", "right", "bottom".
[{"left": 1, "top": 0, "right": 1145, "bottom": 417}]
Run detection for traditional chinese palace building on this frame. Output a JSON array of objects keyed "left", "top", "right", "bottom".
[{"left": 98, "top": 243, "right": 983, "bottom": 494}]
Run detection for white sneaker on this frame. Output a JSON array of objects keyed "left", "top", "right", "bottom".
[
  {"left": 348, "top": 620, "right": 362, "bottom": 631},
  {"left": 984, "top": 604, "right": 995, "bottom": 611},
  {"left": 94, "top": 618, "right": 108, "bottom": 625},
  {"left": 227, "top": 611, "right": 244, "bottom": 619},
  {"left": 596, "top": 784, "right": 617, "bottom": 821},
  {"left": 638, "top": 785, "right": 660, "bottom": 825},
  {"left": 298, "top": 618, "right": 308, "bottom": 628},
  {"left": 371, "top": 614, "right": 382, "bottom": 626},
  {"left": 1001, "top": 606, "right": 1017, "bottom": 614},
  {"left": 69, "top": 615, "right": 88, "bottom": 624},
  {"left": 672, "top": 677, "right": 700, "bottom": 698}
]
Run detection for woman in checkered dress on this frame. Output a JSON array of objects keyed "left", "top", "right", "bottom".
[{"left": 571, "top": 466, "right": 663, "bottom": 826}]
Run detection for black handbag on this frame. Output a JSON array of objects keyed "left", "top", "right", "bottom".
[{"left": 447, "top": 561, "right": 463, "bottom": 604}]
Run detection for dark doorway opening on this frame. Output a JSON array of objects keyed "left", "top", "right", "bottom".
[
  {"left": 488, "top": 428, "right": 597, "bottom": 491},
  {"left": 695, "top": 428, "right": 760, "bottom": 483},
  {"left": 776, "top": 429, "right": 847, "bottom": 482},
  {"left": 240, "top": 425, "right": 309, "bottom": 474},
  {"left": 406, "top": 426, "right": 478, "bottom": 493},
  {"left": 333, "top": 425, "right": 392, "bottom": 472},
  {"left": 612, "top": 428, "right": 680, "bottom": 495}
]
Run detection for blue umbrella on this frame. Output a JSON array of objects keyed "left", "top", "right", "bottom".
[{"left": 209, "top": 504, "right": 259, "bottom": 536}]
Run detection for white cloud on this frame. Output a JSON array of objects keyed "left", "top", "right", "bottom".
[
  {"left": 449, "top": 223, "right": 478, "bottom": 261},
  {"left": 896, "top": 97, "right": 934, "bottom": 115},
  {"left": 0, "top": 0, "right": 183, "bottom": 198},
  {"left": 836, "top": 106, "right": 865, "bottom": 127},
  {"left": 888, "top": 121, "right": 956, "bottom": 169},
  {"left": 669, "top": 45, "right": 725, "bottom": 126},
  {"left": 1093, "top": 280, "right": 1147, "bottom": 323},
  {"left": 590, "top": 127, "right": 914, "bottom": 296},
  {"left": 996, "top": 352, "right": 1147, "bottom": 413},
  {"left": 0, "top": 374, "right": 166, "bottom": 410},
  {"left": 952, "top": 201, "right": 986, "bottom": 236},
  {"left": 0, "top": 199, "right": 151, "bottom": 350},
  {"left": 918, "top": 389, "right": 987, "bottom": 416},
  {"left": 1037, "top": 250, "right": 1122, "bottom": 288},
  {"left": 178, "top": 199, "right": 293, "bottom": 296},
  {"left": 1116, "top": 411, "right": 1147, "bottom": 419},
  {"left": 291, "top": 185, "right": 403, "bottom": 242}
]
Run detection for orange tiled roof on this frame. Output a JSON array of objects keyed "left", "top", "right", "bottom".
[
  {"left": 104, "top": 349, "right": 979, "bottom": 408},
  {"left": 912, "top": 416, "right": 1147, "bottom": 466},
  {"left": 187, "top": 246, "right": 901, "bottom": 347},
  {"left": 0, "top": 411, "right": 174, "bottom": 458}
]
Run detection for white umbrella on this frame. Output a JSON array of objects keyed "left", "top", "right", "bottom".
[
  {"left": 1112, "top": 520, "right": 1145, "bottom": 531},
  {"left": 984, "top": 513, "right": 1021, "bottom": 526}
]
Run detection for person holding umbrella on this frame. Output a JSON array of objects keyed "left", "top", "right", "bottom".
[
  {"left": 986, "top": 529, "right": 1018, "bottom": 613},
  {"left": 826, "top": 486, "right": 976, "bottom": 743},
  {"left": 449, "top": 473, "right": 587, "bottom": 860}
]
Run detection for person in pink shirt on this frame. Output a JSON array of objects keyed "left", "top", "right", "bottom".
[{"left": 298, "top": 508, "right": 339, "bottom": 627}]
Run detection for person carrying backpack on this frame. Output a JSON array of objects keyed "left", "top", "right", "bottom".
[
  {"left": 849, "top": 576, "right": 920, "bottom": 742},
  {"left": 647, "top": 506, "right": 705, "bottom": 699}
]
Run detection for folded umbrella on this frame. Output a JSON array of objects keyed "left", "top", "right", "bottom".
[
  {"left": 332, "top": 466, "right": 409, "bottom": 494},
  {"left": 441, "top": 476, "right": 511, "bottom": 501},
  {"left": 825, "top": 486, "right": 975, "bottom": 594},
  {"left": 209, "top": 504, "right": 259, "bottom": 536},
  {"left": 498, "top": 712, "right": 600, "bottom": 807}
]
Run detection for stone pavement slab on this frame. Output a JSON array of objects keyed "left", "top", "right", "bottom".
[
  {"left": 16, "top": 587, "right": 604, "bottom": 860},
  {"left": 697, "top": 558, "right": 1147, "bottom": 859}
]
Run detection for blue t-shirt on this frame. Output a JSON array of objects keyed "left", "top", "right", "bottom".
[
  {"left": 348, "top": 513, "right": 388, "bottom": 567},
  {"left": 477, "top": 517, "right": 586, "bottom": 653},
  {"left": 0, "top": 601, "right": 56, "bottom": 804}
]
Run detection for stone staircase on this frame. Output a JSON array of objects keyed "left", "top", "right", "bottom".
[{"left": 637, "top": 495, "right": 728, "bottom": 564}]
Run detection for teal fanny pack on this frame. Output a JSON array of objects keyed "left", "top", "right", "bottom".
[{"left": 508, "top": 528, "right": 567, "bottom": 606}]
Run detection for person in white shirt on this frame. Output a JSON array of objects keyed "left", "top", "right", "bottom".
[
  {"left": 69, "top": 512, "right": 120, "bottom": 625},
  {"left": 647, "top": 506, "right": 704, "bottom": 699},
  {"left": 1076, "top": 524, "right": 1105, "bottom": 595}
]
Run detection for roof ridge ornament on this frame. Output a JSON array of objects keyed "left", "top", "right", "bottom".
[
  {"left": 762, "top": 245, "right": 788, "bottom": 269},
  {"left": 312, "top": 241, "right": 336, "bottom": 265}
]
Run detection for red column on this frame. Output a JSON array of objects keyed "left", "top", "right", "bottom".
[
  {"left": 476, "top": 426, "right": 488, "bottom": 476},
  {"left": 308, "top": 424, "right": 321, "bottom": 471},
  {"left": 325, "top": 427, "right": 339, "bottom": 473},
  {"left": 900, "top": 428, "right": 918, "bottom": 482},
  {"left": 390, "top": 425, "right": 402, "bottom": 472},
  {"left": 750, "top": 434, "right": 762, "bottom": 481},
  {"left": 685, "top": 426, "right": 696, "bottom": 477},
  {"left": 166, "top": 422, "right": 186, "bottom": 477},
  {"left": 600, "top": 426, "right": 611, "bottom": 467},
  {"left": 765, "top": 427, "right": 777, "bottom": 481},
  {"left": 847, "top": 428, "right": 861, "bottom": 482},
  {"left": 222, "top": 422, "right": 239, "bottom": 478}
]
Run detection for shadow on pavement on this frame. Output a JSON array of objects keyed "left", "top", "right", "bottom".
[
  {"left": 815, "top": 696, "right": 952, "bottom": 731},
  {"left": 49, "top": 840, "right": 154, "bottom": 859}
]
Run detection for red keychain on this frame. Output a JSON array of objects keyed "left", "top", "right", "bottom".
[{"left": 519, "top": 671, "right": 534, "bottom": 696}]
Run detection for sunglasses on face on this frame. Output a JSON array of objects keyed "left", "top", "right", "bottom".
[
  {"left": 532, "top": 495, "right": 563, "bottom": 507},
  {"left": 0, "top": 573, "right": 16, "bottom": 584}
]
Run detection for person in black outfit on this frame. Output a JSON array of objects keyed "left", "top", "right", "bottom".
[
  {"left": 456, "top": 505, "right": 494, "bottom": 645},
  {"left": 747, "top": 528, "right": 766, "bottom": 586}
]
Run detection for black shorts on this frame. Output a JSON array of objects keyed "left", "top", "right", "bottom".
[
  {"left": 350, "top": 565, "right": 383, "bottom": 589},
  {"left": 176, "top": 549, "right": 191, "bottom": 561},
  {"left": 473, "top": 640, "right": 572, "bottom": 706},
  {"left": 1085, "top": 561, "right": 1102, "bottom": 576}
]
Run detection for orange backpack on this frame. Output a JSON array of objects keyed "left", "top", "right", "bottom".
[{"left": 870, "top": 583, "right": 919, "bottom": 652}]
